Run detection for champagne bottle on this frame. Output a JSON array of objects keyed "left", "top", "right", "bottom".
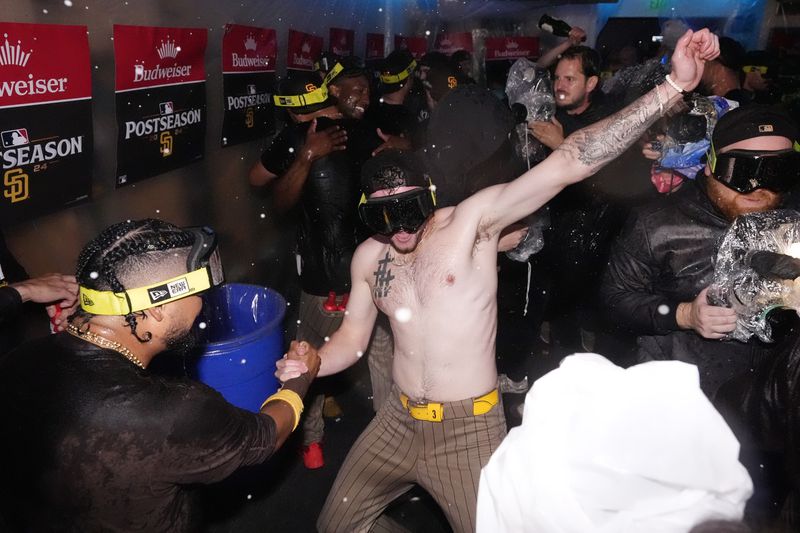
[{"left": 538, "top": 14, "right": 585, "bottom": 41}]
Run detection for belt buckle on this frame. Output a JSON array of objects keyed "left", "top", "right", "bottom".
[{"left": 409, "top": 400, "right": 443, "bottom": 422}]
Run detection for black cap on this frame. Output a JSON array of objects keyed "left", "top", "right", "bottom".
[
  {"left": 361, "top": 150, "right": 429, "bottom": 195},
  {"left": 276, "top": 71, "right": 331, "bottom": 114},
  {"left": 380, "top": 49, "right": 416, "bottom": 93},
  {"left": 424, "top": 59, "right": 463, "bottom": 102},
  {"left": 712, "top": 104, "right": 798, "bottom": 150},
  {"left": 326, "top": 55, "right": 368, "bottom": 85}
]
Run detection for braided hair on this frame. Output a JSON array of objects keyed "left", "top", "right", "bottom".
[{"left": 71, "top": 219, "right": 195, "bottom": 342}]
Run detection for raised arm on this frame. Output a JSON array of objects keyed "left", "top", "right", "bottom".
[
  {"left": 460, "top": 29, "right": 719, "bottom": 236},
  {"left": 535, "top": 26, "right": 587, "bottom": 69},
  {"left": 317, "top": 250, "right": 379, "bottom": 376}
]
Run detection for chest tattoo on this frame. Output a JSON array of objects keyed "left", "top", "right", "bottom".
[{"left": 373, "top": 252, "right": 395, "bottom": 298}]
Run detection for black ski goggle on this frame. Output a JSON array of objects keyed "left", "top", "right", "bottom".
[
  {"left": 708, "top": 145, "right": 800, "bottom": 194},
  {"left": 358, "top": 187, "right": 436, "bottom": 236}
]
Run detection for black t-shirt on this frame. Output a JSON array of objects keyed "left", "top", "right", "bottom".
[
  {"left": 364, "top": 101, "right": 416, "bottom": 138},
  {"left": 260, "top": 117, "right": 380, "bottom": 295},
  {"left": 0, "top": 333, "right": 277, "bottom": 532}
]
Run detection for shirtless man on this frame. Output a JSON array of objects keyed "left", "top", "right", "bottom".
[{"left": 279, "top": 28, "right": 719, "bottom": 533}]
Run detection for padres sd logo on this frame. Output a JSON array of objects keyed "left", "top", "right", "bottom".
[
  {"left": 305, "top": 83, "right": 318, "bottom": 92},
  {"left": 447, "top": 76, "right": 458, "bottom": 89}
]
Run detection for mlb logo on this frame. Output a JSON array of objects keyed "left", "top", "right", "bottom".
[
  {"left": 159, "top": 101, "right": 174, "bottom": 115},
  {"left": 247, "top": 84, "right": 257, "bottom": 95},
  {"left": 1, "top": 129, "right": 29, "bottom": 148}
]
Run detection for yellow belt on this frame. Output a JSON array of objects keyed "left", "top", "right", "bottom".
[{"left": 399, "top": 388, "right": 499, "bottom": 422}]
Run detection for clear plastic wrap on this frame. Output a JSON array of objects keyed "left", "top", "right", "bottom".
[
  {"left": 506, "top": 207, "right": 550, "bottom": 262},
  {"left": 707, "top": 210, "right": 800, "bottom": 343},
  {"left": 506, "top": 58, "right": 555, "bottom": 166}
]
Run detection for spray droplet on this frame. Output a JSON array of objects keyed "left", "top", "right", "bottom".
[
  {"left": 42, "top": 8, "right": 48, "bottom": 13},
  {"left": 240, "top": 358, "right": 247, "bottom": 364},
  {"left": 288, "top": 147, "right": 295, "bottom": 153},
  {"left": 198, "top": 322, "right": 207, "bottom": 329},
  {"left": 324, "top": 336, "right": 330, "bottom": 342},
  {"left": 356, "top": 350, "right": 364, "bottom": 358},
  {"left": 260, "top": 213, "right": 266, "bottom": 219},
  {"left": 89, "top": 271, "right": 99, "bottom": 280},
  {"left": 394, "top": 307, "right": 412, "bottom": 323},
  {"left": 247, "top": 494, "right": 252, "bottom": 500},
  {"left": 64, "top": 0, "right": 73, "bottom": 6},
  {"left": 657, "top": 304, "right": 670, "bottom": 315}
]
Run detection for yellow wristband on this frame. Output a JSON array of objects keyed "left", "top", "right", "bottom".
[{"left": 261, "top": 389, "right": 305, "bottom": 431}]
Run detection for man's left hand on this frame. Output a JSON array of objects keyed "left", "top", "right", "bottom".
[{"left": 529, "top": 117, "right": 564, "bottom": 150}]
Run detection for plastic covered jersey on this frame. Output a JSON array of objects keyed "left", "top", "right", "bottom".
[{"left": 708, "top": 210, "right": 800, "bottom": 343}]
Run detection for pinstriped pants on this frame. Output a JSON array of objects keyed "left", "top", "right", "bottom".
[{"left": 317, "top": 384, "right": 507, "bottom": 533}]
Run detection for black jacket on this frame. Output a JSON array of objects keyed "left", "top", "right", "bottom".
[{"left": 600, "top": 181, "right": 785, "bottom": 396}]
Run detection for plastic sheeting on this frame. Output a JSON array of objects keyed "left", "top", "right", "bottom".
[{"left": 709, "top": 210, "right": 800, "bottom": 343}]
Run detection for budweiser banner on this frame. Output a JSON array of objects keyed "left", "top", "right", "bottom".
[
  {"left": 394, "top": 35, "right": 427, "bottom": 60},
  {"left": 0, "top": 22, "right": 92, "bottom": 225},
  {"left": 329, "top": 27, "right": 354, "bottom": 57},
  {"left": 434, "top": 32, "right": 474, "bottom": 55},
  {"left": 221, "top": 24, "right": 276, "bottom": 147},
  {"left": 365, "top": 33, "right": 385, "bottom": 63},
  {"left": 287, "top": 29, "right": 322, "bottom": 71},
  {"left": 485, "top": 37, "right": 539, "bottom": 61},
  {"left": 113, "top": 24, "right": 207, "bottom": 187}
]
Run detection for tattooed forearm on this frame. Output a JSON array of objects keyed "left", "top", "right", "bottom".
[{"left": 556, "top": 85, "right": 674, "bottom": 170}]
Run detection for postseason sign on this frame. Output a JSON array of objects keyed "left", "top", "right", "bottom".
[
  {"left": 221, "top": 24, "right": 276, "bottom": 147},
  {"left": 114, "top": 25, "right": 207, "bottom": 187},
  {"left": 0, "top": 22, "right": 92, "bottom": 225}
]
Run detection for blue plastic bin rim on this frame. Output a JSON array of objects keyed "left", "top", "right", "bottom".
[{"left": 199, "top": 283, "right": 287, "bottom": 356}]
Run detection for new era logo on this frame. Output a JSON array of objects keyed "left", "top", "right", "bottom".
[
  {"left": 758, "top": 124, "right": 774, "bottom": 133},
  {"left": 149, "top": 289, "right": 169, "bottom": 302},
  {"left": 82, "top": 294, "right": 94, "bottom": 307}
]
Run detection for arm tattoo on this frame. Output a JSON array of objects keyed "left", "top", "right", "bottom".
[
  {"left": 557, "top": 88, "right": 661, "bottom": 170},
  {"left": 373, "top": 252, "right": 395, "bottom": 298}
]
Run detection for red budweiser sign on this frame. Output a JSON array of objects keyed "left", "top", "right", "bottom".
[
  {"left": 222, "top": 24, "right": 276, "bottom": 73},
  {"left": 287, "top": 29, "right": 322, "bottom": 70},
  {"left": 434, "top": 32, "right": 473, "bottom": 54},
  {"left": 394, "top": 35, "right": 427, "bottom": 60},
  {"left": 485, "top": 37, "right": 539, "bottom": 61},
  {"left": 114, "top": 25, "right": 207, "bottom": 92},
  {"left": 329, "top": 27, "right": 354, "bottom": 57},
  {"left": 0, "top": 22, "right": 91, "bottom": 108}
]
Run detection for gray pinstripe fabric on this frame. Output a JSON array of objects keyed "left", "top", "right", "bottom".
[{"left": 317, "top": 384, "right": 506, "bottom": 533}]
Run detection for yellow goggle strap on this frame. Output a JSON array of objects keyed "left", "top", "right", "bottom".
[
  {"left": 380, "top": 60, "right": 417, "bottom": 84},
  {"left": 273, "top": 84, "right": 330, "bottom": 108},
  {"left": 742, "top": 65, "right": 768, "bottom": 74},
  {"left": 79, "top": 267, "right": 212, "bottom": 316},
  {"left": 322, "top": 62, "right": 345, "bottom": 86}
]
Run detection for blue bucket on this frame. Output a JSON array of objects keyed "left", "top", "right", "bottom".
[{"left": 191, "top": 283, "right": 286, "bottom": 412}]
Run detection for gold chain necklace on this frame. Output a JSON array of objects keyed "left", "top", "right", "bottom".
[{"left": 67, "top": 324, "right": 145, "bottom": 369}]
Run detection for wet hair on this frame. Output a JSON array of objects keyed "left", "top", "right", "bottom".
[
  {"left": 361, "top": 150, "right": 430, "bottom": 195},
  {"left": 71, "top": 219, "right": 195, "bottom": 342},
  {"left": 559, "top": 45, "right": 601, "bottom": 79}
]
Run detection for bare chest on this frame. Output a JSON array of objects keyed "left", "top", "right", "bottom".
[{"left": 368, "top": 248, "right": 458, "bottom": 315}]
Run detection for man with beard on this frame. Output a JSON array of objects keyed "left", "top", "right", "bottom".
[
  {"left": 276, "top": 28, "right": 719, "bottom": 533},
  {"left": 601, "top": 104, "right": 800, "bottom": 398},
  {"left": 0, "top": 219, "right": 319, "bottom": 532}
]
